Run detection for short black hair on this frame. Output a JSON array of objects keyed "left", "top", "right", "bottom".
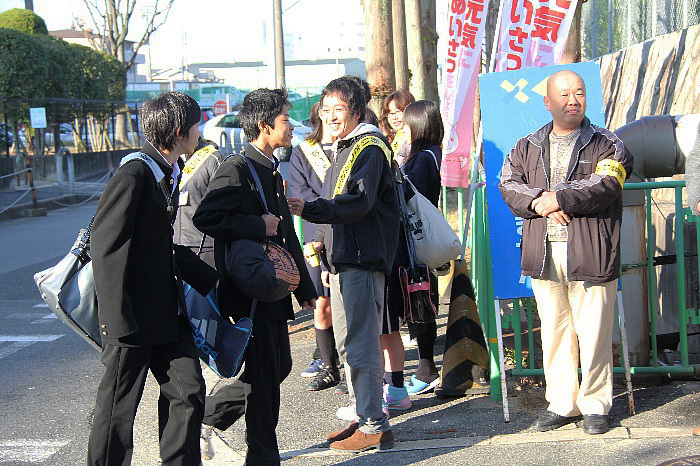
[
  {"left": 345, "top": 75, "right": 372, "bottom": 105},
  {"left": 141, "top": 91, "right": 200, "bottom": 151},
  {"left": 403, "top": 100, "right": 444, "bottom": 160},
  {"left": 239, "top": 87, "right": 290, "bottom": 142},
  {"left": 321, "top": 77, "right": 365, "bottom": 122}
]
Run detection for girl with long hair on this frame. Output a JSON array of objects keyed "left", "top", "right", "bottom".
[{"left": 382, "top": 100, "right": 445, "bottom": 409}]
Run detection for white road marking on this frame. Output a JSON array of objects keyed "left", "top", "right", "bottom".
[
  {"left": 33, "top": 303, "right": 50, "bottom": 308},
  {"left": 31, "top": 314, "right": 58, "bottom": 324},
  {"left": 0, "top": 335, "right": 63, "bottom": 360},
  {"left": 0, "top": 335, "right": 63, "bottom": 342},
  {"left": 43, "top": 313, "right": 57, "bottom": 319},
  {"left": 0, "top": 439, "right": 70, "bottom": 462}
]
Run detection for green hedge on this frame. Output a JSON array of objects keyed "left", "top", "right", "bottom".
[{"left": 0, "top": 8, "right": 48, "bottom": 35}]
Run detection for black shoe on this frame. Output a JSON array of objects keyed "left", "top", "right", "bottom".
[
  {"left": 582, "top": 415, "right": 609, "bottom": 435},
  {"left": 334, "top": 371, "right": 348, "bottom": 395},
  {"left": 306, "top": 365, "right": 340, "bottom": 391},
  {"left": 531, "top": 411, "right": 582, "bottom": 432}
]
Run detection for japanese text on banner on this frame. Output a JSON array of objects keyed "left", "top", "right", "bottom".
[
  {"left": 440, "top": 0, "right": 490, "bottom": 188},
  {"left": 493, "top": 0, "right": 578, "bottom": 72}
]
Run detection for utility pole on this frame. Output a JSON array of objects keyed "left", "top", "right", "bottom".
[
  {"left": 405, "top": 0, "right": 427, "bottom": 100},
  {"left": 362, "top": 0, "right": 396, "bottom": 115},
  {"left": 24, "top": 0, "right": 33, "bottom": 10},
  {"left": 392, "top": 0, "right": 410, "bottom": 91},
  {"left": 273, "top": 0, "right": 286, "bottom": 88},
  {"left": 420, "top": 0, "right": 439, "bottom": 102}
]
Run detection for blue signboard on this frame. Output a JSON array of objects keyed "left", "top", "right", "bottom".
[{"left": 479, "top": 61, "right": 605, "bottom": 299}]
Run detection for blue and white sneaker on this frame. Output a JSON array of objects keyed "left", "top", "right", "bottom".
[
  {"left": 301, "top": 358, "right": 323, "bottom": 377},
  {"left": 383, "top": 385, "right": 412, "bottom": 410},
  {"left": 406, "top": 374, "right": 440, "bottom": 395}
]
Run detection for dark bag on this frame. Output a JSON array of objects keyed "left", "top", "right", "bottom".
[
  {"left": 225, "top": 155, "right": 299, "bottom": 302},
  {"left": 185, "top": 235, "right": 256, "bottom": 378},
  {"left": 394, "top": 166, "right": 437, "bottom": 324},
  {"left": 34, "top": 220, "right": 101, "bottom": 350}
]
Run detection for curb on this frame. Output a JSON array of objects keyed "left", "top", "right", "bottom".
[{"left": 203, "top": 426, "right": 696, "bottom": 464}]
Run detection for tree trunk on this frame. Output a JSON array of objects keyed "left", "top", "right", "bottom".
[
  {"left": 406, "top": 0, "right": 427, "bottom": 100},
  {"left": 392, "top": 0, "right": 410, "bottom": 91},
  {"left": 420, "top": 0, "right": 439, "bottom": 102},
  {"left": 561, "top": 0, "right": 583, "bottom": 64},
  {"left": 362, "top": 0, "right": 396, "bottom": 115}
]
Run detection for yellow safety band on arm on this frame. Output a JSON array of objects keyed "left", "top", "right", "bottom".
[
  {"left": 333, "top": 136, "right": 392, "bottom": 198},
  {"left": 595, "top": 159, "right": 627, "bottom": 187},
  {"left": 299, "top": 140, "right": 331, "bottom": 182},
  {"left": 179, "top": 145, "right": 216, "bottom": 191}
]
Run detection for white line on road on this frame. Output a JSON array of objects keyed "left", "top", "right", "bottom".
[
  {"left": 33, "top": 303, "right": 49, "bottom": 308},
  {"left": 0, "top": 335, "right": 63, "bottom": 342},
  {"left": 31, "top": 314, "right": 58, "bottom": 324},
  {"left": 0, "top": 439, "right": 70, "bottom": 463}
]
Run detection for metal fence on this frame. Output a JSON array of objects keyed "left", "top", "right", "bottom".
[
  {"left": 582, "top": 0, "right": 700, "bottom": 60},
  {"left": 0, "top": 97, "right": 142, "bottom": 157}
]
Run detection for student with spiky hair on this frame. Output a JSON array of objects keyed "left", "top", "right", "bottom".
[
  {"left": 194, "top": 87, "right": 316, "bottom": 464},
  {"left": 88, "top": 91, "right": 218, "bottom": 465}
]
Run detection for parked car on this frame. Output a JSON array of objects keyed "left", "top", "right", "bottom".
[
  {"left": 44, "top": 123, "right": 75, "bottom": 147},
  {"left": 198, "top": 107, "right": 215, "bottom": 133},
  {"left": 202, "top": 112, "right": 311, "bottom": 161}
]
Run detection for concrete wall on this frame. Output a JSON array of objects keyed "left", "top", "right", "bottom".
[{"left": 0, "top": 150, "right": 132, "bottom": 184}]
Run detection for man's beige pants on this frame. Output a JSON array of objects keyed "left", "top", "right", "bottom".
[{"left": 531, "top": 242, "right": 616, "bottom": 417}]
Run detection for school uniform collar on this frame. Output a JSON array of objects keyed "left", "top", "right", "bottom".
[{"left": 244, "top": 142, "right": 279, "bottom": 171}]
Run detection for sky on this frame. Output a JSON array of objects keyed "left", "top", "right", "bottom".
[{"left": 0, "top": 0, "right": 367, "bottom": 68}]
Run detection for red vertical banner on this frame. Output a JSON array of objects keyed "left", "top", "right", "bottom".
[
  {"left": 493, "top": 0, "right": 579, "bottom": 72},
  {"left": 440, "top": 0, "right": 491, "bottom": 188}
]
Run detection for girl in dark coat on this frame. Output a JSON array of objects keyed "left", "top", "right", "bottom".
[{"left": 382, "top": 100, "right": 445, "bottom": 407}]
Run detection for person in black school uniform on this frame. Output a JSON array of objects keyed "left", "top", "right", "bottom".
[
  {"left": 88, "top": 91, "right": 218, "bottom": 465},
  {"left": 193, "top": 87, "right": 317, "bottom": 465}
]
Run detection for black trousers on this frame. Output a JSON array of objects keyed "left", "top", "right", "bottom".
[
  {"left": 240, "top": 316, "right": 292, "bottom": 465},
  {"left": 87, "top": 317, "right": 205, "bottom": 466},
  {"left": 202, "top": 379, "right": 247, "bottom": 430}
]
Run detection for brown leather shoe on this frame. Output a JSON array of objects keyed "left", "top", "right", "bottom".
[
  {"left": 330, "top": 429, "right": 394, "bottom": 452},
  {"left": 693, "top": 427, "right": 700, "bottom": 436},
  {"left": 326, "top": 422, "right": 359, "bottom": 442}
]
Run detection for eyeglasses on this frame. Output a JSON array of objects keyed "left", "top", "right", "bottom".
[
  {"left": 387, "top": 110, "right": 403, "bottom": 118},
  {"left": 320, "top": 106, "right": 349, "bottom": 117}
]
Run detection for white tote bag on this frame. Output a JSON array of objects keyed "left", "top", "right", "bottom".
[{"left": 401, "top": 174, "right": 462, "bottom": 268}]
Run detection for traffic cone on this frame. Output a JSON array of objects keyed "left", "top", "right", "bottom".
[{"left": 435, "top": 259, "right": 490, "bottom": 397}]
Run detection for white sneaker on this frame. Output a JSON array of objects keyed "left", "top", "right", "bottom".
[
  {"left": 336, "top": 402, "right": 357, "bottom": 421},
  {"left": 335, "top": 402, "right": 391, "bottom": 421},
  {"left": 200, "top": 425, "right": 215, "bottom": 461}
]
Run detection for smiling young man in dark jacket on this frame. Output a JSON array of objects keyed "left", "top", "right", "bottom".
[
  {"left": 288, "top": 77, "right": 400, "bottom": 452},
  {"left": 193, "top": 87, "right": 316, "bottom": 465},
  {"left": 88, "top": 92, "right": 218, "bottom": 465},
  {"left": 499, "top": 70, "right": 633, "bottom": 436}
]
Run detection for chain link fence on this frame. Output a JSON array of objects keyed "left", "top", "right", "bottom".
[
  {"left": 582, "top": 0, "right": 700, "bottom": 60},
  {"left": 0, "top": 97, "right": 142, "bottom": 157}
]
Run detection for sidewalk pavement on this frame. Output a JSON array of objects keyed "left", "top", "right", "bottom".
[
  {"left": 0, "top": 174, "right": 109, "bottom": 222},
  {"left": 131, "top": 302, "right": 700, "bottom": 465}
]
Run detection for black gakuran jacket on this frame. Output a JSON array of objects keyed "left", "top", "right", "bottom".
[
  {"left": 91, "top": 143, "right": 218, "bottom": 347},
  {"left": 193, "top": 143, "right": 316, "bottom": 321}
]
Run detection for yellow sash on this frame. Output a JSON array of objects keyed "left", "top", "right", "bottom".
[
  {"left": 391, "top": 127, "right": 409, "bottom": 153},
  {"left": 179, "top": 145, "right": 216, "bottom": 191},
  {"left": 595, "top": 159, "right": 627, "bottom": 187},
  {"left": 333, "top": 136, "right": 392, "bottom": 198},
  {"left": 299, "top": 140, "right": 331, "bottom": 182}
]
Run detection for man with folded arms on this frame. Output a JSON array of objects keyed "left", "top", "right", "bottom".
[{"left": 499, "top": 70, "right": 632, "bottom": 435}]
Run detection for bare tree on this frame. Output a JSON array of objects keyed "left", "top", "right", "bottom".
[
  {"left": 78, "top": 0, "right": 174, "bottom": 72},
  {"left": 392, "top": 0, "right": 409, "bottom": 91},
  {"left": 75, "top": 1, "right": 175, "bottom": 149}
]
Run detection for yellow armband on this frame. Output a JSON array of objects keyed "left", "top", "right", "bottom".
[{"left": 595, "top": 159, "right": 627, "bottom": 187}]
